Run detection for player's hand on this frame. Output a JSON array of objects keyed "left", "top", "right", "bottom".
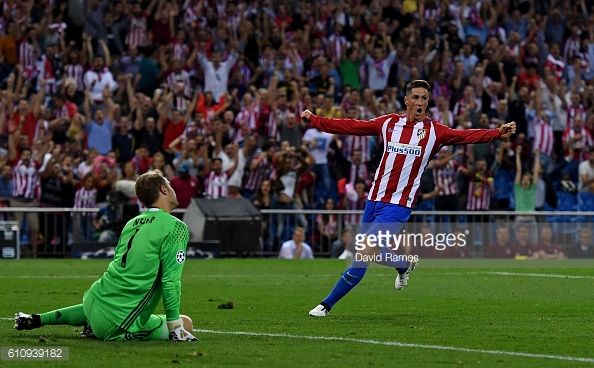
[
  {"left": 167, "top": 319, "right": 198, "bottom": 342},
  {"left": 499, "top": 121, "right": 516, "bottom": 140},
  {"left": 301, "top": 110, "right": 313, "bottom": 124}
]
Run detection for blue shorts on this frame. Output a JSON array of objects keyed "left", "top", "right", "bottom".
[{"left": 360, "top": 200, "right": 413, "bottom": 236}]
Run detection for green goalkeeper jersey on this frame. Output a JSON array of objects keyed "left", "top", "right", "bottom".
[{"left": 88, "top": 208, "right": 189, "bottom": 331}]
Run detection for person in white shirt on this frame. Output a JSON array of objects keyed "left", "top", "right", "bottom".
[
  {"left": 84, "top": 55, "right": 118, "bottom": 105},
  {"left": 279, "top": 227, "right": 314, "bottom": 259},
  {"left": 302, "top": 127, "right": 334, "bottom": 197},
  {"left": 578, "top": 147, "right": 594, "bottom": 192},
  {"left": 197, "top": 43, "right": 238, "bottom": 101}
]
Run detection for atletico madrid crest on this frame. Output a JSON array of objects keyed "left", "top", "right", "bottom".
[{"left": 417, "top": 128, "right": 427, "bottom": 141}]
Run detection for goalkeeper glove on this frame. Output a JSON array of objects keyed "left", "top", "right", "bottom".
[{"left": 167, "top": 318, "right": 198, "bottom": 342}]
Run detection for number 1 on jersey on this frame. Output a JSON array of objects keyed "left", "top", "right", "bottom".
[{"left": 121, "top": 228, "right": 140, "bottom": 268}]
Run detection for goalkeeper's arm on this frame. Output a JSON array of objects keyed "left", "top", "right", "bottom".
[{"left": 160, "top": 222, "right": 196, "bottom": 341}]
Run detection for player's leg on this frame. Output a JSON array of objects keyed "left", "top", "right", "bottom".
[
  {"left": 82, "top": 291, "right": 125, "bottom": 341},
  {"left": 309, "top": 201, "right": 414, "bottom": 316},
  {"left": 140, "top": 314, "right": 195, "bottom": 341},
  {"left": 309, "top": 202, "right": 377, "bottom": 316},
  {"left": 14, "top": 304, "right": 87, "bottom": 330}
]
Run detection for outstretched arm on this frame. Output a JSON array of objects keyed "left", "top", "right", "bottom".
[
  {"left": 439, "top": 121, "right": 516, "bottom": 146},
  {"left": 532, "top": 148, "right": 540, "bottom": 184},
  {"left": 300, "top": 109, "right": 386, "bottom": 136}
]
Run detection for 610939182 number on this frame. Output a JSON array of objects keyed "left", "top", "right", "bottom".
[{"left": 1, "top": 347, "right": 69, "bottom": 361}]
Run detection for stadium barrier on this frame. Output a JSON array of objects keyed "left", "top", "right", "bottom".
[{"left": 0, "top": 207, "right": 591, "bottom": 258}]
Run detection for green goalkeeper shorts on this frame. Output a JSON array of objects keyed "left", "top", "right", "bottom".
[{"left": 82, "top": 291, "right": 168, "bottom": 341}]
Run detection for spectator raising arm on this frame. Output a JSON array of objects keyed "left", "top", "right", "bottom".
[{"left": 515, "top": 145, "right": 523, "bottom": 185}]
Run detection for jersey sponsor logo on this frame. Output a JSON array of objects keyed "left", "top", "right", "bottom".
[
  {"left": 176, "top": 250, "right": 186, "bottom": 264},
  {"left": 387, "top": 142, "right": 422, "bottom": 156}
]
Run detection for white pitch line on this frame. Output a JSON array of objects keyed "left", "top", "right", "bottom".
[
  {"left": 0, "top": 274, "right": 399, "bottom": 279},
  {"left": 1, "top": 272, "right": 593, "bottom": 280},
  {"left": 476, "top": 272, "right": 594, "bottom": 280},
  {"left": 193, "top": 329, "right": 594, "bottom": 363}
]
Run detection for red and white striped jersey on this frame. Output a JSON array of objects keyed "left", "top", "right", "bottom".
[
  {"left": 244, "top": 154, "right": 274, "bottom": 191},
  {"left": 315, "top": 214, "right": 338, "bottom": 236},
  {"left": 422, "top": 5, "right": 442, "bottom": 22},
  {"left": 433, "top": 160, "right": 463, "bottom": 196},
  {"left": 73, "top": 187, "right": 97, "bottom": 216},
  {"left": 55, "top": 100, "right": 78, "bottom": 120},
  {"left": 428, "top": 107, "right": 454, "bottom": 127},
  {"left": 283, "top": 52, "right": 304, "bottom": 77},
  {"left": 344, "top": 191, "right": 367, "bottom": 225},
  {"left": 563, "top": 36, "right": 581, "bottom": 63},
  {"left": 566, "top": 103, "right": 586, "bottom": 129},
  {"left": 166, "top": 69, "right": 191, "bottom": 98},
  {"left": 562, "top": 127, "right": 594, "bottom": 161},
  {"left": 65, "top": 63, "right": 85, "bottom": 91},
  {"left": 38, "top": 55, "right": 59, "bottom": 95},
  {"left": 19, "top": 40, "right": 36, "bottom": 72},
  {"left": 125, "top": 13, "right": 149, "bottom": 47},
  {"left": 544, "top": 54, "right": 565, "bottom": 82},
  {"left": 269, "top": 106, "right": 293, "bottom": 142},
  {"left": 310, "top": 47, "right": 329, "bottom": 61},
  {"left": 206, "top": 170, "right": 229, "bottom": 199},
  {"left": 173, "top": 95, "right": 189, "bottom": 114},
  {"left": 532, "top": 118, "right": 554, "bottom": 156},
  {"left": 344, "top": 135, "right": 372, "bottom": 162},
  {"left": 310, "top": 113, "right": 501, "bottom": 208},
  {"left": 183, "top": 6, "right": 199, "bottom": 30},
  {"left": 466, "top": 172, "right": 493, "bottom": 210},
  {"left": 453, "top": 97, "right": 480, "bottom": 117},
  {"left": 173, "top": 42, "right": 190, "bottom": 64},
  {"left": 348, "top": 162, "right": 370, "bottom": 186},
  {"left": 328, "top": 34, "right": 350, "bottom": 64},
  {"left": 505, "top": 42, "right": 522, "bottom": 59},
  {"left": 12, "top": 159, "right": 40, "bottom": 199},
  {"left": 235, "top": 105, "right": 260, "bottom": 143}
]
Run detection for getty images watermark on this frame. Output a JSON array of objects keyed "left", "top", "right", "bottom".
[{"left": 351, "top": 226, "right": 470, "bottom": 264}]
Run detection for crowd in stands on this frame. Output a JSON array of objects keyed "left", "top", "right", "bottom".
[{"left": 0, "top": 0, "right": 593, "bottom": 258}]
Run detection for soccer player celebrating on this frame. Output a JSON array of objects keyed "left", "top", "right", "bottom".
[
  {"left": 14, "top": 172, "right": 198, "bottom": 342},
  {"left": 302, "top": 80, "right": 516, "bottom": 317}
]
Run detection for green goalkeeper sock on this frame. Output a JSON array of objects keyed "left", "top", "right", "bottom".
[{"left": 40, "top": 304, "right": 86, "bottom": 326}]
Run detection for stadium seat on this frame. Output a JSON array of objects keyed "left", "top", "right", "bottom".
[
  {"left": 491, "top": 169, "right": 513, "bottom": 201},
  {"left": 550, "top": 192, "right": 580, "bottom": 234},
  {"left": 578, "top": 192, "right": 594, "bottom": 211},
  {"left": 557, "top": 191, "right": 578, "bottom": 211},
  {"left": 577, "top": 192, "right": 594, "bottom": 222}
]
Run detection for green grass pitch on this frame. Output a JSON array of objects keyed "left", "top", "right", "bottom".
[{"left": 1, "top": 259, "right": 594, "bottom": 367}]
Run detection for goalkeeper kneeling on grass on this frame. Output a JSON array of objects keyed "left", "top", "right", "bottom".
[{"left": 14, "top": 171, "right": 198, "bottom": 342}]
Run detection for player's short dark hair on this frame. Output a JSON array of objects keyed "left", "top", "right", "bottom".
[
  {"left": 406, "top": 80, "right": 431, "bottom": 95},
  {"left": 135, "top": 171, "right": 168, "bottom": 208},
  {"left": 212, "top": 157, "right": 223, "bottom": 164}
]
